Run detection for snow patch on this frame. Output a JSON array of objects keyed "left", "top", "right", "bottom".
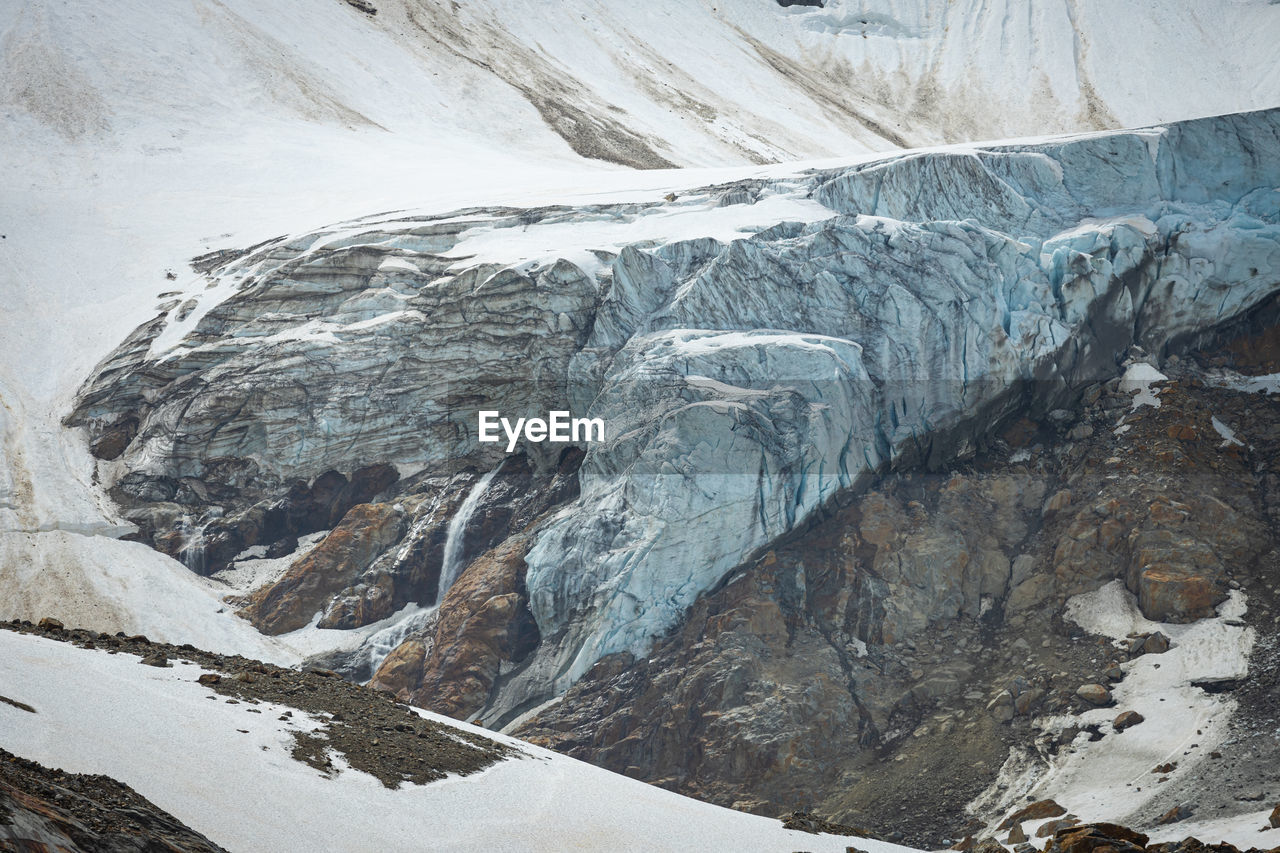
[
  {"left": 999, "top": 582, "right": 1255, "bottom": 827},
  {"left": 1211, "top": 416, "right": 1244, "bottom": 448},
  {"left": 1119, "top": 362, "right": 1167, "bottom": 410}
]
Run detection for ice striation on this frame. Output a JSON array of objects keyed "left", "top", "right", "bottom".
[{"left": 69, "top": 109, "right": 1280, "bottom": 706}]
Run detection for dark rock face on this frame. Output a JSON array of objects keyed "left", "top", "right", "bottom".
[
  {"left": 237, "top": 451, "right": 582, "bottom": 643},
  {"left": 515, "top": 355, "right": 1279, "bottom": 844},
  {"left": 239, "top": 501, "right": 407, "bottom": 634},
  {"left": 127, "top": 462, "right": 400, "bottom": 577},
  {"left": 0, "top": 747, "right": 228, "bottom": 853}
]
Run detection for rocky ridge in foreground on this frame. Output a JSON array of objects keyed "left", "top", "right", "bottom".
[
  {"left": 0, "top": 619, "right": 511, "bottom": 792},
  {"left": 0, "top": 746, "right": 229, "bottom": 853},
  {"left": 3, "top": 622, "right": 1278, "bottom": 853}
]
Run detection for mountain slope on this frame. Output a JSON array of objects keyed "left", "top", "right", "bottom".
[{"left": 0, "top": 624, "right": 900, "bottom": 853}]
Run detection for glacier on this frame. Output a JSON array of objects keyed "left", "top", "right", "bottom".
[{"left": 68, "top": 109, "right": 1280, "bottom": 704}]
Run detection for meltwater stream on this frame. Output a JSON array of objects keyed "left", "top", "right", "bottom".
[{"left": 359, "top": 603, "right": 438, "bottom": 678}]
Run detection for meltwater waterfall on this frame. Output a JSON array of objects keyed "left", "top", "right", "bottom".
[
  {"left": 437, "top": 467, "right": 501, "bottom": 601},
  {"left": 177, "top": 515, "right": 208, "bottom": 575}
]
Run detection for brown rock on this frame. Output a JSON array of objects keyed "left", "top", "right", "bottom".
[
  {"left": 1155, "top": 804, "right": 1192, "bottom": 825},
  {"left": 1043, "top": 489, "right": 1074, "bottom": 518},
  {"left": 1269, "top": 803, "right": 1280, "bottom": 829},
  {"left": 1075, "top": 683, "right": 1112, "bottom": 706},
  {"left": 999, "top": 799, "right": 1067, "bottom": 830},
  {"left": 366, "top": 639, "right": 427, "bottom": 701},
  {"left": 37, "top": 617, "right": 64, "bottom": 631},
  {"left": 1152, "top": 762, "right": 1177, "bottom": 774},
  {"left": 1045, "top": 823, "right": 1148, "bottom": 853},
  {"left": 1142, "top": 632, "right": 1171, "bottom": 654},
  {"left": 197, "top": 673, "right": 221, "bottom": 685},
  {"left": 1167, "top": 424, "right": 1198, "bottom": 441},
  {"left": 1037, "top": 817, "right": 1080, "bottom": 837},
  {"left": 1008, "top": 574, "right": 1056, "bottom": 613},
  {"left": 238, "top": 502, "right": 404, "bottom": 634},
  {"left": 401, "top": 534, "right": 540, "bottom": 719},
  {"left": 1007, "top": 824, "right": 1028, "bottom": 844},
  {"left": 1014, "top": 688, "right": 1046, "bottom": 717},
  {"left": 1149, "top": 500, "right": 1190, "bottom": 525},
  {"left": 1070, "top": 824, "right": 1147, "bottom": 846},
  {"left": 1113, "top": 710, "right": 1144, "bottom": 732},
  {"left": 1135, "top": 566, "right": 1225, "bottom": 623}
]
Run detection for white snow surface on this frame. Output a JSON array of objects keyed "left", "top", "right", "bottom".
[
  {"left": 1119, "top": 362, "right": 1168, "bottom": 410},
  {"left": 1211, "top": 416, "right": 1245, "bottom": 448},
  {"left": 1147, "top": 811, "right": 1280, "bottom": 850},
  {"left": 981, "top": 582, "right": 1256, "bottom": 835},
  {"left": 0, "top": 629, "right": 910, "bottom": 853},
  {"left": 1206, "top": 369, "right": 1280, "bottom": 395}
]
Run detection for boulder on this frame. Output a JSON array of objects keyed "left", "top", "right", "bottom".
[
  {"left": 1037, "top": 818, "right": 1080, "bottom": 838},
  {"left": 1142, "top": 632, "right": 1171, "bottom": 654},
  {"left": 1075, "top": 684, "right": 1112, "bottom": 706},
  {"left": 999, "top": 799, "right": 1066, "bottom": 830},
  {"left": 1113, "top": 710, "right": 1144, "bottom": 732},
  {"left": 1043, "top": 823, "right": 1147, "bottom": 853},
  {"left": 1135, "top": 567, "right": 1225, "bottom": 623},
  {"left": 1155, "top": 804, "right": 1193, "bottom": 825},
  {"left": 367, "top": 639, "right": 427, "bottom": 702}
]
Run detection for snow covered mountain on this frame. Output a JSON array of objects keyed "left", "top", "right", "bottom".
[
  {"left": 4, "top": 0, "right": 1280, "bottom": 654},
  {"left": 4, "top": 0, "right": 1280, "bottom": 850}
]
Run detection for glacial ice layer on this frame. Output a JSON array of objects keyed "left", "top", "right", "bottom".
[{"left": 71, "top": 109, "right": 1280, "bottom": 698}]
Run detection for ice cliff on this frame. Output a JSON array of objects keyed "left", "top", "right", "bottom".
[{"left": 70, "top": 109, "right": 1280, "bottom": 703}]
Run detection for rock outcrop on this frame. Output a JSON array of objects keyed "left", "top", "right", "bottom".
[
  {"left": 239, "top": 501, "right": 406, "bottom": 634},
  {"left": 0, "top": 746, "right": 228, "bottom": 853},
  {"left": 370, "top": 532, "right": 540, "bottom": 719},
  {"left": 515, "top": 351, "right": 1280, "bottom": 843}
]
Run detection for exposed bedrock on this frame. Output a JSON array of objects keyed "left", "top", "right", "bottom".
[
  {"left": 516, "top": 355, "right": 1280, "bottom": 842},
  {"left": 69, "top": 109, "right": 1280, "bottom": 716},
  {"left": 236, "top": 450, "right": 582, "bottom": 639}
]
